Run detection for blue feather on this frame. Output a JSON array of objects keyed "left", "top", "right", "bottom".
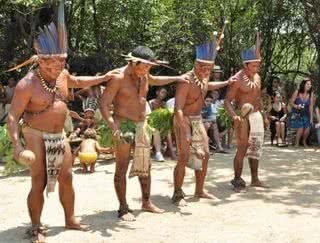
[
  {"left": 48, "top": 22, "right": 59, "bottom": 47},
  {"left": 37, "top": 29, "right": 50, "bottom": 54},
  {"left": 44, "top": 25, "right": 58, "bottom": 53},
  {"left": 196, "top": 35, "right": 218, "bottom": 62}
]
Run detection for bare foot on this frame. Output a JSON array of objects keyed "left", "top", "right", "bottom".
[
  {"left": 90, "top": 166, "right": 95, "bottom": 173},
  {"left": 174, "top": 198, "right": 188, "bottom": 207},
  {"left": 65, "top": 218, "right": 89, "bottom": 231},
  {"left": 28, "top": 225, "right": 47, "bottom": 243},
  {"left": 142, "top": 202, "right": 164, "bottom": 214},
  {"left": 82, "top": 165, "right": 88, "bottom": 173},
  {"left": 31, "top": 232, "right": 46, "bottom": 243},
  {"left": 250, "top": 180, "right": 269, "bottom": 188},
  {"left": 172, "top": 189, "right": 187, "bottom": 206},
  {"left": 231, "top": 178, "right": 246, "bottom": 193},
  {"left": 119, "top": 212, "right": 136, "bottom": 222},
  {"left": 194, "top": 191, "right": 214, "bottom": 199}
]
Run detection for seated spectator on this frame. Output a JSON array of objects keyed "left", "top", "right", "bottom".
[
  {"left": 69, "top": 108, "right": 97, "bottom": 139},
  {"left": 164, "top": 97, "right": 177, "bottom": 160},
  {"left": 202, "top": 91, "right": 226, "bottom": 153},
  {"left": 166, "top": 97, "right": 175, "bottom": 110},
  {"left": 265, "top": 76, "right": 283, "bottom": 105},
  {"left": 148, "top": 87, "right": 168, "bottom": 162},
  {"left": 0, "top": 77, "right": 16, "bottom": 122},
  {"left": 268, "top": 91, "right": 287, "bottom": 146}
]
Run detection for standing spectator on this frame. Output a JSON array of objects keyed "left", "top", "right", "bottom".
[
  {"left": 268, "top": 91, "right": 287, "bottom": 146},
  {"left": 289, "top": 78, "right": 314, "bottom": 147}
]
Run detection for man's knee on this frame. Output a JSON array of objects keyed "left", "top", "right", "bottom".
[
  {"left": 114, "top": 173, "right": 126, "bottom": 185},
  {"left": 236, "top": 144, "right": 248, "bottom": 156},
  {"left": 31, "top": 173, "right": 47, "bottom": 193},
  {"left": 177, "top": 150, "right": 189, "bottom": 165},
  {"left": 58, "top": 169, "right": 73, "bottom": 185}
]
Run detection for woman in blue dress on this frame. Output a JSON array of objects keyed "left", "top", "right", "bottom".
[{"left": 289, "top": 78, "right": 314, "bottom": 147}]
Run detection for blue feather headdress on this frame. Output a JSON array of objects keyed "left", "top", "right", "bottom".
[
  {"left": 8, "top": 0, "right": 67, "bottom": 71},
  {"left": 195, "top": 32, "right": 218, "bottom": 64},
  {"left": 241, "top": 32, "right": 261, "bottom": 63},
  {"left": 34, "top": 0, "right": 67, "bottom": 56},
  {"left": 195, "top": 21, "right": 228, "bottom": 64}
]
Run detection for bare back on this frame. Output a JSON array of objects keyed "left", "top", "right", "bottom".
[{"left": 80, "top": 138, "right": 97, "bottom": 153}]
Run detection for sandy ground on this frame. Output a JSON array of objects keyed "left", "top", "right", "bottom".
[{"left": 0, "top": 145, "right": 320, "bottom": 243}]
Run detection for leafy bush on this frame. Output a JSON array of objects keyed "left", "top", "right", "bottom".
[
  {"left": 0, "top": 125, "right": 24, "bottom": 175},
  {"left": 147, "top": 108, "right": 174, "bottom": 138}
]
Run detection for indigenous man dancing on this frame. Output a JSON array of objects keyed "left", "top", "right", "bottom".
[
  {"left": 224, "top": 33, "right": 266, "bottom": 192},
  {"left": 7, "top": 2, "right": 111, "bottom": 242},
  {"left": 99, "top": 46, "right": 187, "bottom": 221},
  {"left": 172, "top": 32, "right": 233, "bottom": 206}
]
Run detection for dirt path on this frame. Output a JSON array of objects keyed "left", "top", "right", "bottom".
[{"left": 0, "top": 145, "right": 320, "bottom": 243}]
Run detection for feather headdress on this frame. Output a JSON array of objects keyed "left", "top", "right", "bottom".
[
  {"left": 8, "top": 0, "right": 67, "bottom": 72},
  {"left": 195, "top": 20, "right": 228, "bottom": 64},
  {"left": 241, "top": 32, "right": 261, "bottom": 63}
]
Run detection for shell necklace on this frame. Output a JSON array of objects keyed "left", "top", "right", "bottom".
[
  {"left": 37, "top": 69, "right": 58, "bottom": 94},
  {"left": 243, "top": 73, "right": 258, "bottom": 89},
  {"left": 192, "top": 70, "right": 207, "bottom": 90}
]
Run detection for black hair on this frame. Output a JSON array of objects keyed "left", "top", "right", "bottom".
[
  {"left": 267, "top": 76, "right": 280, "bottom": 96},
  {"left": 84, "top": 128, "right": 97, "bottom": 139},
  {"left": 298, "top": 78, "right": 312, "bottom": 95}
]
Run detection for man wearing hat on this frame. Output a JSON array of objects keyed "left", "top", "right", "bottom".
[
  {"left": 224, "top": 33, "right": 266, "bottom": 192},
  {"left": 172, "top": 32, "right": 233, "bottom": 206},
  {"left": 7, "top": 1, "right": 111, "bottom": 242},
  {"left": 99, "top": 46, "right": 188, "bottom": 221}
]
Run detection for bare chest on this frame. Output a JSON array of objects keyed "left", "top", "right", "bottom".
[
  {"left": 117, "top": 80, "right": 148, "bottom": 100},
  {"left": 187, "top": 83, "right": 206, "bottom": 103},
  {"left": 28, "top": 79, "right": 68, "bottom": 109}
]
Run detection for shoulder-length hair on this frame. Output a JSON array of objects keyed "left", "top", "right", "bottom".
[{"left": 298, "top": 78, "right": 312, "bottom": 95}]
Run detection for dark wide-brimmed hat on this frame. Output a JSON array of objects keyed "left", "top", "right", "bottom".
[{"left": 122, "top": 46, "right": 168, "bottom": 66}]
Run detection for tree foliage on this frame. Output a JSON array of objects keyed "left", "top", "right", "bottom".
[{"left": 0, "top": 0, "right": 318, "bottom": 91}]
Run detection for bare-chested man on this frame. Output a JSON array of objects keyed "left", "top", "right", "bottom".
[
  {"left": 172, "top": 35, "right": 233, "bottom": 206},
  {"left": 224, "top": 33, "right": 266, "bottom": 192},
  {"left": 100, "top": 46, "right": 187, "bottom": 221},
  {"left": 7, "top": 2, "right": 111, "bottom": 242}
]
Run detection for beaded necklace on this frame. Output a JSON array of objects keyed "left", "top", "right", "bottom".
[{"left": 37, "top": 69, "right": 58, "bottom": 94}]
